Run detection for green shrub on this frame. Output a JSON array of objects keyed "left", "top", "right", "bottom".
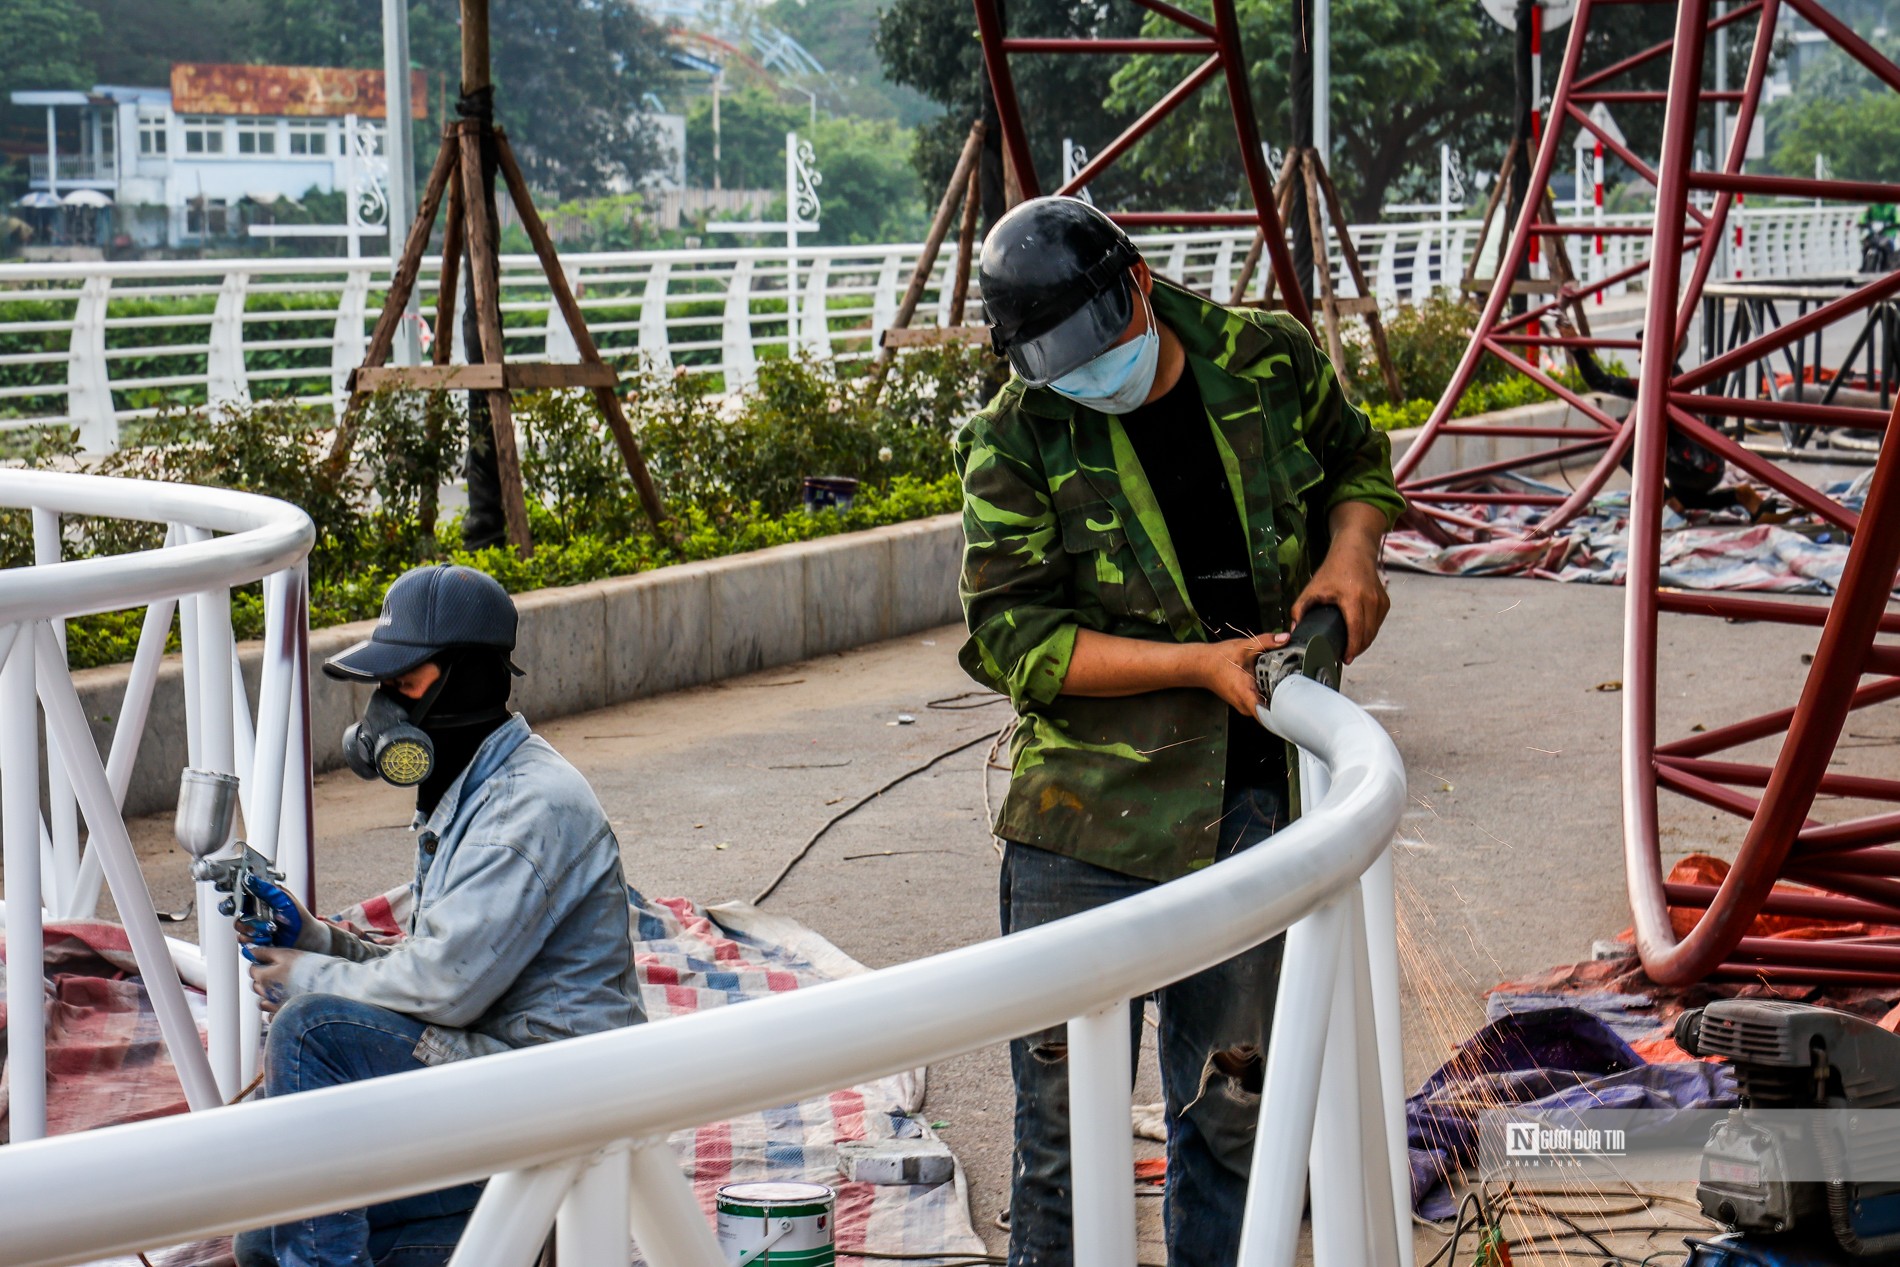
[{"left": 15, "top": 344, "right": 997, "bottom": 670}]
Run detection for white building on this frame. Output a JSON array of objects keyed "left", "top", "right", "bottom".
[{"left": 13, "top": 65, "right": 410, "bottom": 249}]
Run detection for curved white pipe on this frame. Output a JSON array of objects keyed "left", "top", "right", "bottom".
[{"left": 0, "top": 677, "right": 1403, "bottom": 1267}]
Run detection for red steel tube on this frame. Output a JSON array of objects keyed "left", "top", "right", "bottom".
[
  {"left": 1209, "top": 0, "right": 1308, "bottom": 329},
  {"left": 1659, "top": 757, "right": 1900, "bottom": 804},
  {"left": 1059, "top": 56, "right": 1224, "bottom": 196},
  {"left": 1570, "top": 0, "right": 1762, "bottom": 91},
  {"left": 1001, "top": 38, "right": 1217, "bottom": 53},
  {"left": 1674, "top": 392, "right": 1892, "bottom": 431},
  {"left": 1664, "top": 406, "right": 1859, "bottom": 532},
  {"left": 1692, "top": 169, "right": 1900, "bottom": 205},
  {"left": 1128, "top": 0, "right": 1217, "bottom": 38},
  {"left": 971, "top": 0, "right": 1040, "bottom": 200},
  {"left": 1622, "top": 0, "right": 1714, "bottom": 986},
  {"left": 1654, "top": 591, "right": 1900, "bottom": 635},
  {"left": 1654, "top": 675, "right": 1900, "bottom": 759},
  {"left": 1402, "top": 437, "right": 1615, "bottom": 491},
  {"left": 1664, "top": 882, "right": 1900, "bottom": 925}
]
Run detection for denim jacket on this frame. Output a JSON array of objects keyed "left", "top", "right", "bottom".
[{"left": 282, "top": 715, "right": 643, "bottom": 1064}]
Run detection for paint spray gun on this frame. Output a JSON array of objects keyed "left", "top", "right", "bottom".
[{"left": 174, "top": 768, "right": 283, "bottom": 944}]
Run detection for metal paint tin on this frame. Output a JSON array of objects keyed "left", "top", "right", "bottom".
[{"left": 714, "top": 1181, "right": 836, "bottom": 1266}]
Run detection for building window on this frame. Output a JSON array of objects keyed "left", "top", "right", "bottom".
[
  {"left": 235, "top": 119, "right": 277, "bottom": 155},
  {"left": 182, "top": 116, "right": 224, "bottom": 155},
  {"left": 139, "top": 118, "right": 167, "bottom": 156},
  {"left": 287, "top": 120, "right": 328, "bottom": 156},
  {"left": 186, "top": 199, "right": 229, "bottom": 236}
]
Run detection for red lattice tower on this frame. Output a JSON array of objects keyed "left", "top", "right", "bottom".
[
  {"left": 971, "top": 0, "right": 1309, "bottom": 323},
  {"left": 1408, "top": 0, "right": 1900, "bottom": 985},
  {"left": 1625, "top": 0, "right": 1900, "bottom": 987}
]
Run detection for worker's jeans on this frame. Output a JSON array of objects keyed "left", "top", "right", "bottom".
[
  {"left": 232, "top": 995, "right": 483, "bottom": 1267},
  {"left": 1001, "top": 785, "right": 1287, "bottom": 1267}
]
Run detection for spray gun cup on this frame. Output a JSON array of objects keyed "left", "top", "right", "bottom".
[{"left": 174, "top": 768, "right": 240, "bottom": 860}]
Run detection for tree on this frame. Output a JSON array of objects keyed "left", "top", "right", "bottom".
[
  {"left": 248, "top": 0, "right": 679, "bottom": 200},
  {"left": 803, "top": 114, "right": 928, "bottom": 244},
  {"left": 685, "top": 84, "right": 803, "bottom": 189},
  {"left": 874, "top": 0, "right": 1685, "bottom": 224},
  {"left": 875, "top": 0, "right": 1142, "bottom": 206},
  {"left": 1765, "top": 28, "right": 1900, "bottom": 182},
  {"left": 0, "top": 0, "right": 100, "bottom": 100},
  {"left": 77, "top": 0, "right": 261, "bottom": 86}
]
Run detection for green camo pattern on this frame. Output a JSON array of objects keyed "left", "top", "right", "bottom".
[{"left": 953, "top": 279, "right": 1405, "bottom": 881}]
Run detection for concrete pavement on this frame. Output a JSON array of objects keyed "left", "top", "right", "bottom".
[{"left": 119, "top": 568, "right": 1855, "bottom": 1261}]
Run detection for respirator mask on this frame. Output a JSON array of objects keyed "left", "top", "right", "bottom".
[{"left": 342, "top": 671, "right": 451, "bottom": 787}]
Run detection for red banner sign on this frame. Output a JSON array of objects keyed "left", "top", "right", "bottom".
[{"left": 171, "top": 64, "right": 428, "bottom": 119}]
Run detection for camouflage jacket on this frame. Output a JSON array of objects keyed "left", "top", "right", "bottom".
[{"left": 954, "top": 280, "right": 1404, "bottom": 882}]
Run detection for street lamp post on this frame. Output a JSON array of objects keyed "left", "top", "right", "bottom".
[{"left": 382, "top": 0, "right": 420, "bottom": 364}]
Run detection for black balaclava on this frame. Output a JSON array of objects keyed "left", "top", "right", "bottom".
[{"left": 416, "top": 647, "right": 514, "bottom": 817}]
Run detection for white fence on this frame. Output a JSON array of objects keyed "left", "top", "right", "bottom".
[
  {"left": 0, "top": 205, "right": 1862, "bottom": 451},
  {"left": 0, "top": 475, "right": 1409, "bottom": 1267},
  {"left": 0, "top": 471, "right": 316, "bottom": 1143}
]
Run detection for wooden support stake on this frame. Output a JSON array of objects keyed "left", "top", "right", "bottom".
[
  {"left": 321, "top": 132, "right": 458, "bottom": 475},
  {"left": 493, "top": 130, "right": 672, "bottom": 534},
  {"left": 433, "top": 165, "right": 466, "bottom": 368},
  {"left": 879, "top": 120, "right": 986, "bottom": 361},
  {"left": 457, "top": 121, "right": 533, "bottom": 557},
  {"left": 1314, "top": 154, "right": 1403, "bottom": 402},
  {"left": 1464, "top": 139, "right": 1519, "bottom": 293},
  {"left": 948, "top": 165, "right": 981, "bottom": 327},
  {"left": 1230, "top": 148, "right": 1301, "bottom": 305},
  {"left": 1300, "top": 150, "right": 1351, "bottom": 376}
]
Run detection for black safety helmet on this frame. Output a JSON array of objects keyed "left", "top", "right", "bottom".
[{"left": 980, "top": 196, "right": 1142, "bottom": 386}]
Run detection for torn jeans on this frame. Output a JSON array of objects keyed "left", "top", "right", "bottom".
[{"left": 999, "top": 785, "right": 1287, "bottom": 1267}]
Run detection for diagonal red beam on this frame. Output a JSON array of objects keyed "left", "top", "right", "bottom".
[
  {"left": 1128, "top": 0, "right": 1217, "bottom": 38},
  {"left": 1058, "top": 56, "right": 1223, "bottom": 195},
  {"left": 1799, "top": 812, "right": 1900, "bottom": 854},
  {"left": 1664, "top": 405, "right": 1860, "bottom": 532},
  {"left": 1481, "top": 342, "right": 1625, "bottom": 429},
  {"left": 1653, "top": 676, "right": 1900, "bottom": 759},
  {"left": 971, "top": 0, "right": 1038, "bottom": 199},
  {"left": 1665, "top": 881, "right": 1900, "bottom": 925},
  {"left": 1730, "top": 937, "right": 1900, "bottom": 972},
  {"left": 1401, "top": 437, "right": 1615, "bottom": 491},
  {"left": 1656, "top": 756, "right": 1900, "bottom": 805},
  {"left": 1786, "top": 0, "right": 1900, "bottom": 95},
  {"left": 1656, "top": 760, "right": 1768, "bottom": 820},
  {"left": 1564, "top": 101, "right": 1709, "bottom": 228},
  {"left": 1571, "top": 0, "right": 1763, "bottom": 90},
  {"left": 1677, "top": 269, "right": 1900, "bottom": 392},
  {"left": 1494, "top": 245, "right": 1695, "bottom": 334}
]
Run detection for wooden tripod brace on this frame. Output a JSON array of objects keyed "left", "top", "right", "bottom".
[{"left": 324, "top": 0, "right": 669, "bottom": 559}]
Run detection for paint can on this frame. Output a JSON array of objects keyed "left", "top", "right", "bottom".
[
  {"left": 714, "top": 1181, "right": 836, "bottom": 1266},
  {"left": 801, "top": 475, "right": 858, "bottom": 513}
]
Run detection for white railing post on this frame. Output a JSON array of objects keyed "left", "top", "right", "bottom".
[
  {"left": 207, "top": 270, "right": 252, "bottom": 412},
  {"left": 556, "top": 1145, "right": 633, "bottom": 1267},
  {"left": 33, "top": 622, "right": 223, "bottom": 1113},
  {"left": 446, "top": 1157, "right": 589, "bottom": 1267},
  {"left": 1235, "top": 896, "right": 1346, "bottom": 1267},
  {"left": 802, "top": 254, "right": 832, "bottom": 358},
  {"left": 32, "top": 510, "right": 80, "bottom": 918},
  {"left": 546, "top": 264, "right": 581, "bottom": 363},
  {"left": 1375, "top": 233, "right": 1399, "bottom": 308},
  {"left": 68, "top": 274, "right": 115, "bottom": 452},
  {"left": 625, "top": 1137, "right": 727, "bottom": 1267},
  {"left": 331, "top": 267, "right": 371, "bottom": 418},
  {"left": 188, "top": 528, "right": 244, "bottom": 1103},
  {"left": 723, "top": 257, "right": 757, "bottom": 389},
  {"left": 278, "top": 561, "right": 315, "bottom": 908},
  {"left": 1068, "top": 1000, "right": 1138, "bottom": 1267},
  {"left": 1, "top": 621, "right": 47, "bottom": 1142},
  {"left": 638, "top": 261, "right": 673, "bottom": 372},
  {"left": 871, "top": 250, "right": 901, "bottom": 345}
]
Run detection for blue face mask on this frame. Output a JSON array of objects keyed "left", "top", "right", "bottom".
[{"left": 1048, "top": 291, "right": 1160, "bottom": 415}]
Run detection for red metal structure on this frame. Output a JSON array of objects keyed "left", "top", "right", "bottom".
[
  {"left": 1624, "top": 0, "right": 1900, "bottom": 987},
  {"left": 971, "top": 0, "right": 1310, "bottom": 326},
  {"left": 1400, "top": 0, "right": 1900, "bottom": 985}
]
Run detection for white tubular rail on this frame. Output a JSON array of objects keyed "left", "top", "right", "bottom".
[
  {"left": 0, "top": 471, "right": 316, "bottom": 1140},
  {"left": 0, "top": 205, "right": 1862, "bottom": 451},
  {"left": 0, "top": 671, "right": 1407, "bottom": 1267}
]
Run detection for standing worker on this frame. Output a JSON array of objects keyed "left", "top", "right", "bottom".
[
  {"left": 955, "top": 196, "right": 1403, "bottom": 1265},
  {"left": 231, "top": 564, "right": 642, "bottom": 1267}
]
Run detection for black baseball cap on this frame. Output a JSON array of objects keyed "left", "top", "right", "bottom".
[{"left": 323, "top": 564, "right": 524, "bottom": 683}]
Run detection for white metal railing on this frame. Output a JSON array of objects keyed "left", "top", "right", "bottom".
[
  {"left": 0, "top": 471, "right": 316, "bottom": 1144},
  {"left": 0, "top": 205, "right": 1863, "bottom": 451},
  {"left": 0, "top": 519, "right": 1408, "bottom": 1265}
]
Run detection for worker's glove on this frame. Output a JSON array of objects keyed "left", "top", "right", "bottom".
[
  {"left": 231, "top": 874, "right": 310, "bottom": 954},
  {"left": 246, "top": 946, "right": 301, "bottom": 1014}
]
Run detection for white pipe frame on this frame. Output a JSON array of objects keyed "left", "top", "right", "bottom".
[
  {"left": 0, "top": 651, "right": 1407, "bottom": 1267},
  {"left": 0, "top": 470, "right": 315, "bottom": 1141}
]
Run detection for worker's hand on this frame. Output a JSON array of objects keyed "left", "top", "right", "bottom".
[
  {"left": 1295, "top": 508, "right": 1390, "bottom": 663},
  {"left": 245, "top": 946, "right": 301, "bottom": 1014},
  {"left": 1196, "top": 631, "right": 1288, "bottom": 717},
  {"left": 234, "top": 874, "right": 312, "bottom": 950}
]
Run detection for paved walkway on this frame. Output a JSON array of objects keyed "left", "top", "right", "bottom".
[{"left": 121, "top": 568, "right": 1852, "bottom": 1261}]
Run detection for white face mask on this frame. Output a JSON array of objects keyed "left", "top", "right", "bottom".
[{"left": 1048, "top": 291, "right": 1161, "bottom": 415}]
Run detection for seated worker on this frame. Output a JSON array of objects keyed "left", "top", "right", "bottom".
[
  {"left": 233, "top": 564, "right": 641, "bottom": 1267},
  {"left": 956, "top": 197, "right": 1402, "bottom": 1266}
]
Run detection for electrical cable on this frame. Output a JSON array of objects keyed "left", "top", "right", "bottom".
[
  {"left": 925, "top": 691, "right": 1008, "bottom": 711},
  {"left": 753, "top": 727, "right": 1004, "bottom": 904}
]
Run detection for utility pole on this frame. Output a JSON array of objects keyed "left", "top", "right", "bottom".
[
  {"left": 1313, "top": 0, "right": 1330, "bottom": 167},
  {"left": 1288, "top": 0, "right": 1315, "bottom": 307},
  {"left": 383, "top": 0, "right": 420, "bottom": 364}
]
